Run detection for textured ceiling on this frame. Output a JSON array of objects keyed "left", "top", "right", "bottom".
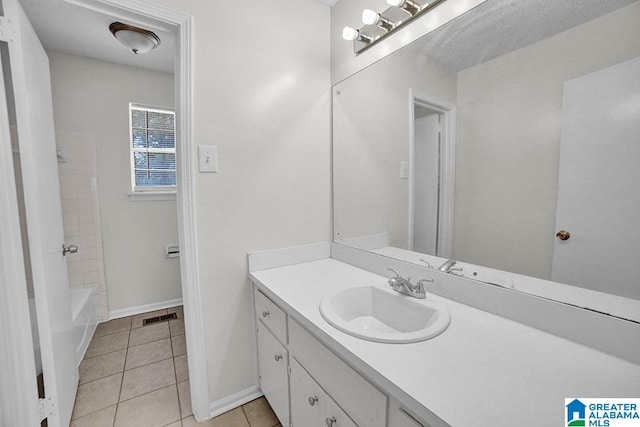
[{"left": 416, "top": 0, "right": 638, "bottom": 71}]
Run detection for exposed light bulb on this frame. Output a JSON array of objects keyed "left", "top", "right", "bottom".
[
  {"left": 386, "top": 0, "right": 421, "bottom": 15},
  {"left": 342, "top": 26, "right": 373, "bottom": 43},
  {"left": 342, "top": 26, "right": 359, "bottom": 41},
  {"left": 362, "top": 9, "right": 380, "bottom": 26}
]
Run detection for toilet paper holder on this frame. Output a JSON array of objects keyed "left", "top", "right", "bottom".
[{"left": 165, "top": 245, "right": 180, "bottom": 258}]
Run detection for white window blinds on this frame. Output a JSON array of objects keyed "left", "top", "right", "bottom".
[{"left": 130, "top": 103, "right": 176, "bottom": 191}]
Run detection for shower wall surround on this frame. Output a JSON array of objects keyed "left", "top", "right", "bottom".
[{"left": 56, "top": 130, "right": 108, "bottom": 321}]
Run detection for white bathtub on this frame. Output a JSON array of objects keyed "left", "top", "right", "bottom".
[
  {"left": 29, "top": 289, "right": 97, "bottom": 371},
  {"left": 71, "top": 289, "right": 97, "bottom": 366}
]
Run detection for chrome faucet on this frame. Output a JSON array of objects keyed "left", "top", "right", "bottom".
[
  {"left": 438, "top": 259, "right": 462, "bottom": 274},
  {"left": 387, "top": 268, "right": 433, "bottom": 299}
]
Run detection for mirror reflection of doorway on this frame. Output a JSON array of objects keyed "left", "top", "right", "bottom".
[
  {"left": 412, "top": 105, "right": 442, "bottom": 255},
  {"left": 408, "top": 91, "right": 455, "bottom": 259}
]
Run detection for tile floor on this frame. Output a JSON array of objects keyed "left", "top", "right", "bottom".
[{"left": 70, "top": 306, "right": 280, "bottom": 427}]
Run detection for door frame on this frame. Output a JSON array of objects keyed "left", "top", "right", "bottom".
[
  {"left": 0, "top": 0, "right": 211, "bottom": 422},
  {"left": 408, "top": 89, "right": 456, "bottom": 258}
]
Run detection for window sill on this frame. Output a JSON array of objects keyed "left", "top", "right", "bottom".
[{"left": 128, "top": 192, "right": 176, "bottom": 202}]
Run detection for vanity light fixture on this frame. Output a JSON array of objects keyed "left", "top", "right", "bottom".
[
  {"left": 344, "top": 0, "right": 446, "bottom": 55},
  {"left": 342, "top": 26, "right": 373, "bottom": 43},
  {"left": 362, "top": 9, "right": 396, "bottom": 31},
  {"left": 386, "top": 0, "right": 421, "bottom": 16},
  {"left": 109, "top": 22, "right": 161, "bottom": 55}
]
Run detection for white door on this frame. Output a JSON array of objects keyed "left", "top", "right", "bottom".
[
  {"left": 412, "top": 110, "right": 441, "bottom": 255},
  {"left": 1, "top": 0, "right": 78, "bottom": 425},
  {"left": 290, "top": 358, "right": 323, "bottom": 426},
  {"left": 551, "top": 57, "right": 640, "bottom": 300}
]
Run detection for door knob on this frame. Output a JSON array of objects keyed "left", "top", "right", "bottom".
[
  {"left": 262, "top": 310, "right": 270, "bottom": 318},
  {"left": 62, "top": 244, "right": 78, "bottom": 256},
  {"left": 308, "top": 396, "right": 318, "bottom": 406},
  {"left": 326, "top": 417, "right": 337, "bottom": 427},
  {"left": 274, "top": 354, "right": 283, "bottom": 362},
  {"left": 556, "top": 230, "right": 571, "bottom": 241}
]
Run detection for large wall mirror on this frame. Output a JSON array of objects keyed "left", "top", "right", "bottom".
[{"left": 332, "top": 0, "right": 640, "bottom": 320}]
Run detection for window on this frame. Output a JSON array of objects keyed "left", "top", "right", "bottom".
[{"left": 129, "top": 103, "right": 176, "bottom": 192}]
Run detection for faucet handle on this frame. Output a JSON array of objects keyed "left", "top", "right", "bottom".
[
  {"left": 416, "top": 278, "right": 434, "bottom": 288},
  {"left": 419, "top": 258, "right": 433, "bottom": 268},
  {"left": 414, "top": 278, "right": 434, "bottom": 297},
  {"left": 387, "top": 268, "right": 401, "bottom": 278}
]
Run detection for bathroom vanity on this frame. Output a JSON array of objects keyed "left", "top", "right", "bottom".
[{"left": 250, "top": 253, "right": 640, "bottom": 427}]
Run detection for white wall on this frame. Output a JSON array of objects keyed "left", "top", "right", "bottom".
[
  {"left": 47, "top": 52, "right": 181, "bottom": 313},
  {"left": 333, "top": 46, "right": 456, "bottom": 248},
  {"left": 143, "top": 0, "right": 332, "bottom": 404},
  {"left": 454, "top": 2, "right": 640, "bottom": 279}
]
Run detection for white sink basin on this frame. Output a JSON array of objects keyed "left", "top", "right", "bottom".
[{"left": 319, "top": 286, "right": 450, "bottom": 343}]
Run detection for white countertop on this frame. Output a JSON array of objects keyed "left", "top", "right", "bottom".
[{"left": 250, "top": 258, "right": 640, "bottom": 427}]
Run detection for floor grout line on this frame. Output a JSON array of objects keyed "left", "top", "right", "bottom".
[
  {"left": 112, "top": 325, "right": 132, "bottom": 426},
  {"left": 72, "top": 306, "right": 228, "bottom": 427},
  {"left": 171, "top": 335, "right": 185, "bottom": 421},
  {"left": 240, "top": 404, "right": 252, "bottom": 426}
]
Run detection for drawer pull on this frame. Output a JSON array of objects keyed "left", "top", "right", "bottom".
[
  {"left": 262, "top": 310, "right": 270, "bottom": 318},
  {"left": 274, "top": 354, "right": 283, "bottom": 362},
  {"left": 326, "top": 417, "right": 336, "bottom": 427},
  {"left": 308, "top": 396, "right": 318, "bottom": 406}
]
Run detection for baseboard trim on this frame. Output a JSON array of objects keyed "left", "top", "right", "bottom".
[
  {"left": 209, "top": 386, "right": 262, "bottom": 419},
  {"left": 108, "top": 298, "right": 183, "bottom": 320}
]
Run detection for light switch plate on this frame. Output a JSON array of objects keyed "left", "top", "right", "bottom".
[
  {"left": 198, "top": 145, "right": 218, "bottom": 173},
  {"left": 400, "top": 161, "right": 409, "bottom": 179},
  {"left": 56, "top": 147, "right": 67, "bottom": 163}
]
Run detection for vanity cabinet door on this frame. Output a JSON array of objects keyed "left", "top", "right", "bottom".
[
  {"left": 257, "top": 323, "right": 289, "bottom": 427},
  {"left": 290, "top": 358, "right": 324, "bottom": 427},
  {"left": 325, "top": 397, "right": 358, "bottom": 427}
]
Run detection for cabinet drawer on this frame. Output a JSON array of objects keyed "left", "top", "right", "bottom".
[
  {"left": 289, "top": 319, "right": 387, "bottom": 427},
  {"left": 254, "top": 288, "right": 287, "bottom": 344}
]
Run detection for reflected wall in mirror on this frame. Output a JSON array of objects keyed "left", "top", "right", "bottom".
[{"left": 333, "top": 0, "right": 640, "bottom": 306}]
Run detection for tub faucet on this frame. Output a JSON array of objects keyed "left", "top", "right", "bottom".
[
  {"left": 387, "top": 268, "right": 433, "bottom": 299},
  {"left": 438, "top": 259, "right": 460, "bottom": 273}
]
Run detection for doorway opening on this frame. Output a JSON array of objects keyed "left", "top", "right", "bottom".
[
  {"left": 408, "top": 90, "right": 456, "bottom": 259},
  {"left": 0, "top": 0, "right": 208, "bottom": 424}
]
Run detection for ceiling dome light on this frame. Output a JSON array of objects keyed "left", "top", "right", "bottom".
[{"left": 109, "top": 22, "right": 160, "bottom": 55}]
